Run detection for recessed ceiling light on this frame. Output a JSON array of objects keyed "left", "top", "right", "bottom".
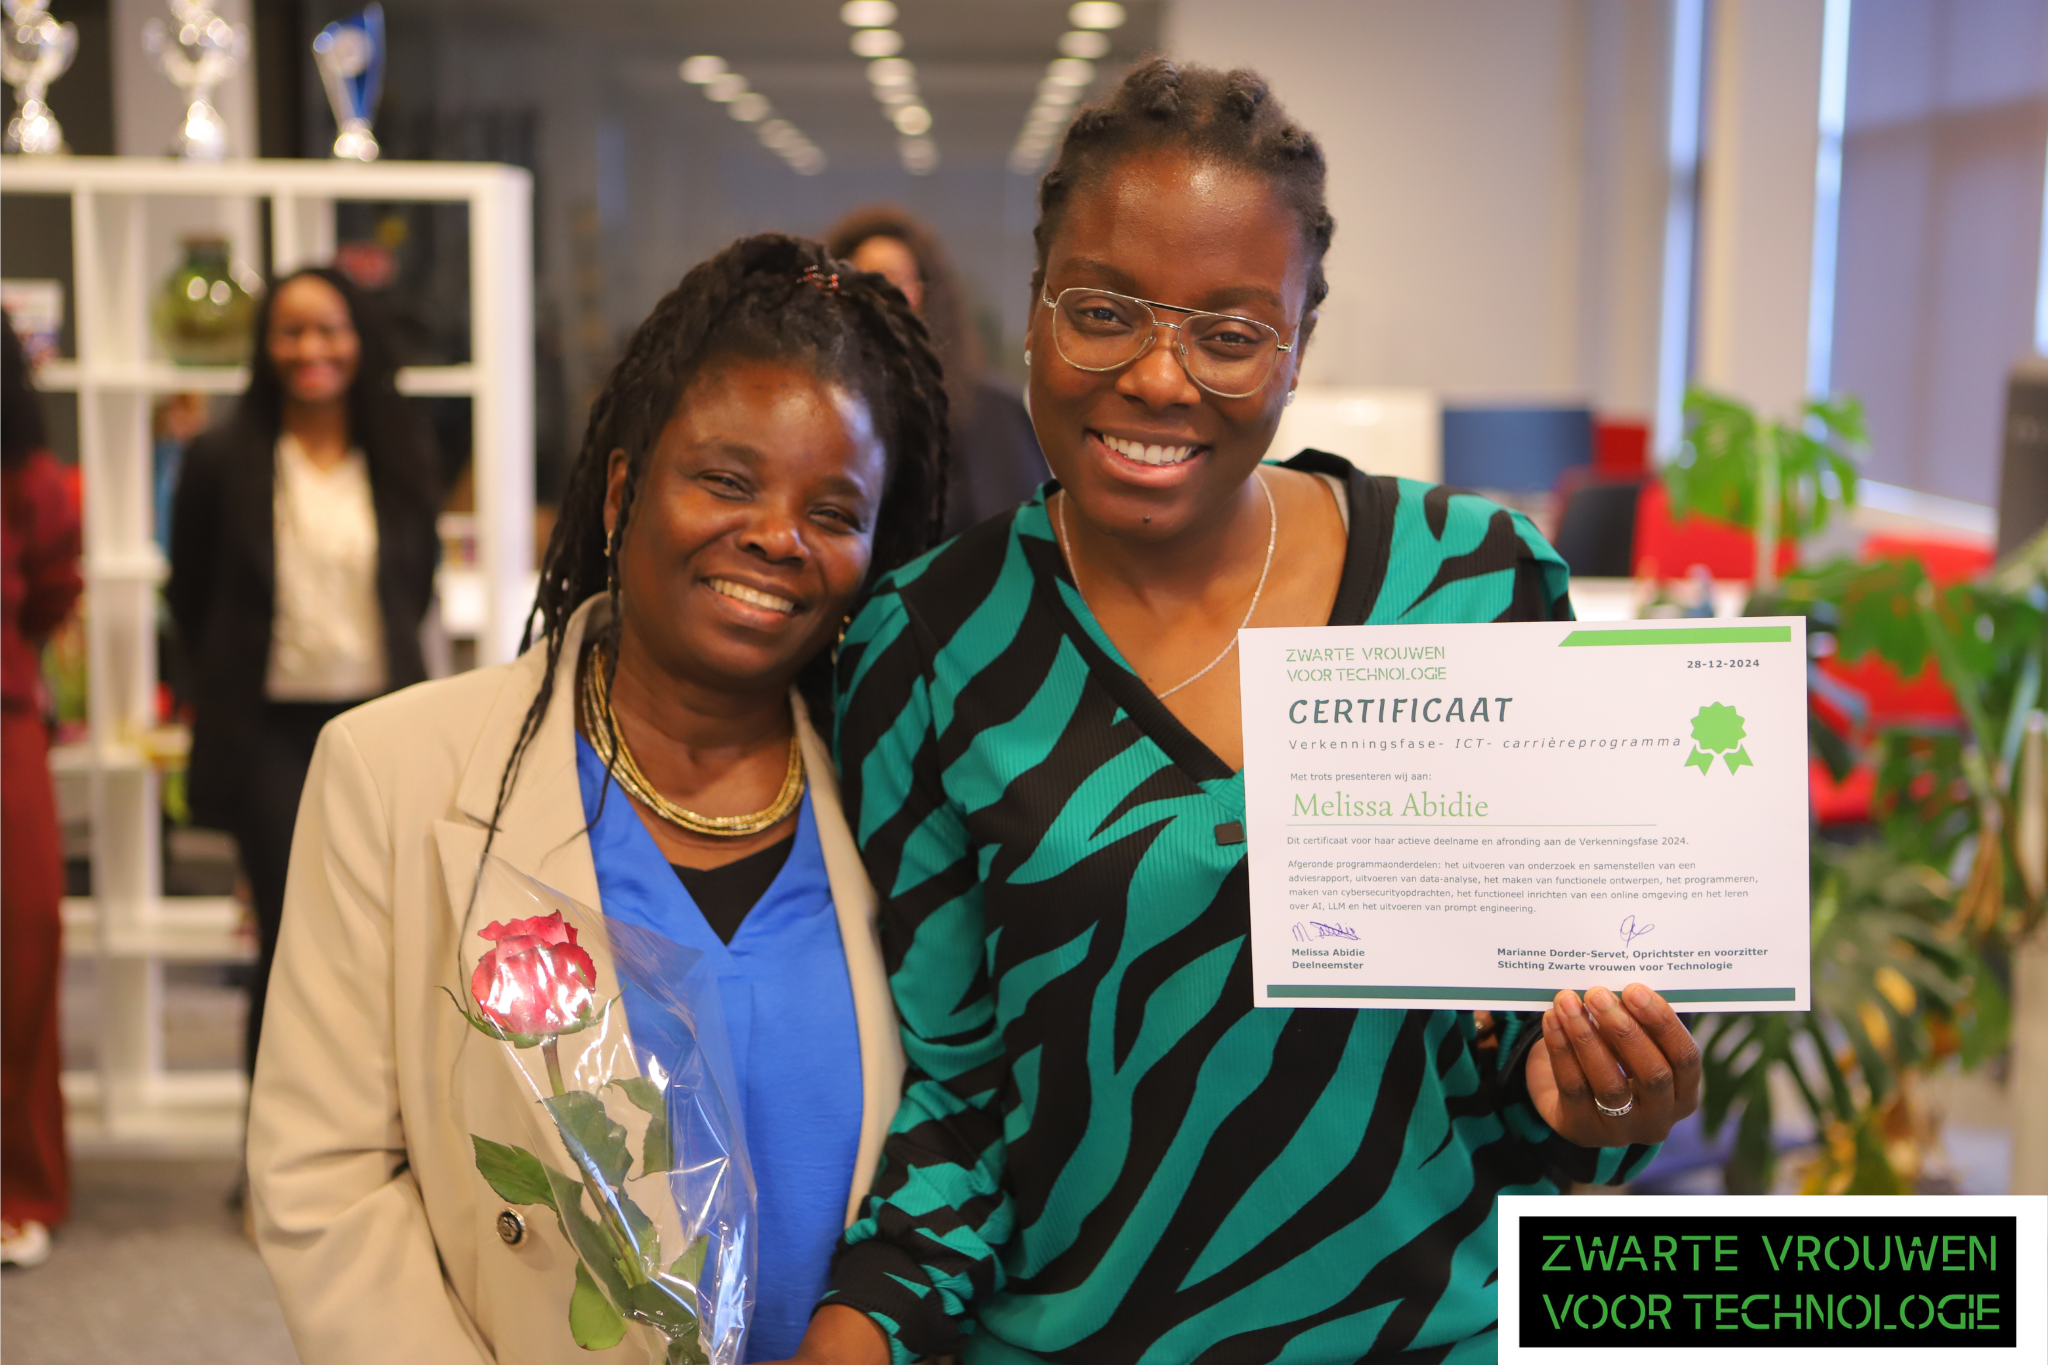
[
  {"left": 850, "top": 28, "right": 902, "bottom": 58},
  {"left": 730, "top": 93, "right": 771, "bottom": 122},
  {"left": 867, "top": 57, "right": 915, "bottom": 86},
  {"left": 901, "top": 137, "right": 937, "bottom": 174},
  {"left": 877, "top": 85, "right": 916, "bottom": 106},
  {"left": 792, "top": 147, "right": 827, "bottom": 175},
  {"left": 1068, "top": 1, "right": 1125, "bottom": 29},
  {"left": 758, "top": 119, "right": 798, "bottom": 147},
  {"left": 1057, "top": 30, "right": 1110, "bottom": 59},
  {"left": 1045, "top": 58, "right": 1093, "bottom": 87},
  {"left": 705, "top": 72, "right": 747, "bottom": 101},
  {"left": 893, "top": 104, "right": 932, "bottom": 136},
  {"left": 841, "top": 0, "right": 895, "bottom": 27},
  {"left": 679, "top": 55, "right": 725, "bottom": 83},
  {"left": 1037, "top": 79, "right": 1081, "bottom": 103}
]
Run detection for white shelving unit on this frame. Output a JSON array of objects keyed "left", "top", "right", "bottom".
[{"left": 0, "top": 156, "right": 532, "bottom": 1149}]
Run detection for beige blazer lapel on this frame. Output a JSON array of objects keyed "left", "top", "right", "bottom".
[
  {"left": 795, "top": 699, "right": 907, "bottom": 1228},
  {"left": 436, "top": 599, "right": 604, "bottom": 922}
]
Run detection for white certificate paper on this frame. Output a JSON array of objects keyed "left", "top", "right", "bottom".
[{"left": 1239, "top": 618, "right": 1810, "bottom": 1012}]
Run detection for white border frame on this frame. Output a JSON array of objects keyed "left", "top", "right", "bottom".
[{"left": 1498, "top": 1194, "right": 2047, "bottom": 1362}]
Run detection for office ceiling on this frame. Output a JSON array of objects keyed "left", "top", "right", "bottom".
[{"left": 377, "top": 0, "right": 1165, "bottom": 169}]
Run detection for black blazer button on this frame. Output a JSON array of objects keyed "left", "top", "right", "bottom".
[{"left": 496, "top": 1210, "right": 525, "bottom": 1246}]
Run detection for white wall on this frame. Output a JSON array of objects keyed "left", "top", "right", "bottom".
[
  {"left": 1692, "top": 0, "right": 1825, "bottom": 422},
  {"left": 1164, "top": 0, "right": 1670, "bottom": 415}
]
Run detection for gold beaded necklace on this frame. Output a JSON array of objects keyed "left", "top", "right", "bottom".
[{"left": 578, "top": 644, "right": 804, "bottom": 837}]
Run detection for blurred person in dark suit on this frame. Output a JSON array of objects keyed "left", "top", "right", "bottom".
[
  {"left": 827, "top": 206, "right": 1046, "bottom": 536},
  {"left": 1, "top": 315, "right": 82, "bottom": 1268},
  {"left": 167, "top": 268, "right": 441, "bottom": 1079}
]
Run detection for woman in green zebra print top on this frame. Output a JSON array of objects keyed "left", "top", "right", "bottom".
[{"left": 777, "top": 59, "right": 1703, "bottom": 1365}]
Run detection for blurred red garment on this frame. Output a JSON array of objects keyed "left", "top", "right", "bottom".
[{"left": 2, "top": 448, "right": 82, "bottom": 1230}]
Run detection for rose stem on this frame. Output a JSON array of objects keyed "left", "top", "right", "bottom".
[{"left": 541, "top": 1035, "right": 649, "bottom": 1287}]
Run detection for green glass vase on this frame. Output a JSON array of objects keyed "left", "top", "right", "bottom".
[{"left": 151, "top": 235, "right": 255, "bottom": 366}]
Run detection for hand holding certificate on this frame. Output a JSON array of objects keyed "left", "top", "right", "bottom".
[
  {"left": 1528, "top": 983, "right": 1703, "bottom": 1146},
  {"left": 1240, "top": 617, "right": 1811, "bottom": 1143}
]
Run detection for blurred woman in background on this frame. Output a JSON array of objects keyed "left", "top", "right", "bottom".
[
  {"left": 826, "top": 206, "right": 1045, "bottom": 536},
  {"left": 167, "top": 267, "right": 441, "bottom": 1077},
  {"left": 1, "top": 316, "right": 83, "bottom": 1268}
]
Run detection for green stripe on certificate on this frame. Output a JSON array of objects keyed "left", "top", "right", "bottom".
[
  {"left": 1558, "top": 625, "right": 1792, "bottom": 647},
  {"left": 1266, "top": 985, "right": 1799, "bottom": 1003}
]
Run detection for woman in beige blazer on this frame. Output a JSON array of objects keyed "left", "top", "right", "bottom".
[{"left": 248, "top": 235, "right": 949, "bottom": 1364}]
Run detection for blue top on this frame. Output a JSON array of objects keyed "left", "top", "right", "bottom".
[{"left": 578, "top": 735, "right": 865, "bottom": 1362}]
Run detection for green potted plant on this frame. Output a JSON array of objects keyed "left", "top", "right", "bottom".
[{"left": 1659, "top": 386, "right": 2045, "bottom": 1194}]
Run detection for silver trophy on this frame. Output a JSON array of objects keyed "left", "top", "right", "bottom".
[
  {"left": 2, "top": 0, "right": 77, "bottom": 156},
  {"left": 143, "top": 0, "right": 248, "bottom": 161},
  {"left": 312, "top": 3, "right": 383, "bottom": 161}
]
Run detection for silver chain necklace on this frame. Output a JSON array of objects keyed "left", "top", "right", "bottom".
[{"left": 1056, "top": 470, "right": 1278, "bottom": 700}]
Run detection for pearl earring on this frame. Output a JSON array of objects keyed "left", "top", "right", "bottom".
[
  {"left": 1285, "top": 389, "right": 1297, "bottom": 406},
  {"left": 1024, "top": 350, "right": 1032, "bottom": 367}
]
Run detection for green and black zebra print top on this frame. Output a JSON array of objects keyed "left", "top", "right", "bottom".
[{"left": 828, "top": 452, "right": 1658, "bottom": 1365}]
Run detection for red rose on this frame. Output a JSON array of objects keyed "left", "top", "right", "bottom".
[{"left": 470, "top": 912, "right": 599, "bottom": 1038}]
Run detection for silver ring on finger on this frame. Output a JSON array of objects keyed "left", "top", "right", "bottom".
[{"left": 1594, "top": 1091, "right": 1635, "bottom": 1119}]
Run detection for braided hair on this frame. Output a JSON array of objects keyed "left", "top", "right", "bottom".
[
  {"left": 1033, "top": 58, "right": 1337, "bottom": 320},
  {"left": 482, "top": 233, "right": 948, "bottom": 855}
]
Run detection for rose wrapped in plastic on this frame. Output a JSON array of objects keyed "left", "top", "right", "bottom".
[
  {"left": 471, "top": 913, "right": 600, "bottom": 1039},
  {"left": 451, "top": 858, "right": 754, "bottom": 1364}
]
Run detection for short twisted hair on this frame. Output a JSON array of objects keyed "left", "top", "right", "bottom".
[{"left": 1033, "top": 58, "right": 1336, "bottom": 318}]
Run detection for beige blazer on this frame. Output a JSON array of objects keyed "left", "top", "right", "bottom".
[{"left": 248, "top": 598, "right": 905, "bottom": 1365}]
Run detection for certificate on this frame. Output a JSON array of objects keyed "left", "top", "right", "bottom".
[{"left": 1238, "top": 618, "right": 1810, "bottom": 1012}]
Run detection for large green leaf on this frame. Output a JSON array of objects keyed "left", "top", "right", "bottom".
[
  {"left": 546, "top": 1089, "right": 635, "bottom": 1188},
  {"left": 1700, "top": 843, "right": 1972, "bottom": 1192},
  {"left": 542, "top": 1162, "right": 633, "bottom": 1304},
  {"left": 470, "top": 1136, "right": 560, "bottom": 1210},
  {"left": 569, "top": 1260, "right": 629, "bottom": 1350},
  {"left": 669, "top": 1235, "right": 709, "bottom": 1287},
  {"left": 1955, "top": 951, "right": 2011, "bottom": 1068},
  {"left": 608, "top": 1076, "right": 673, "bottom": 1175},
  {"left": 1666, "top": 387, "right": 1864, "bottom": 540},
  {"left": 623, "top": 1278, "right": 701, "bottom": 1338}
]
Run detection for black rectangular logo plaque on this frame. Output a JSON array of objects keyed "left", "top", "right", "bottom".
[{"left": 1519, "top": 1215, "right": 2017, "bottom": 1348}]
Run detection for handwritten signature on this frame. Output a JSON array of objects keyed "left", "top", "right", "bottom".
[
  {"left": 1292, "top": 920, "right": 1361, "bottom": 942},
  {"left": 1618, "top": 914, "right": 1656, "bottom": 948}
]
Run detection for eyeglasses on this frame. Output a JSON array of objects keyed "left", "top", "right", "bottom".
[{"left": 1041, "top": 286, "right": 1296, "bottom": 399}]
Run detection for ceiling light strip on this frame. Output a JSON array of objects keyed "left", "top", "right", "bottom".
[
  {"left": 680, "top": 54, "right": 826, "bottom": 174},
  {"left": 840, "top": 0, "right": 936, "bottom": 175},
  {"left": 1009, "top": 1, "right": 1123, "bottom": 175}
]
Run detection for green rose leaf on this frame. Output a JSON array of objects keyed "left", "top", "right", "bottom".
[
  {"left": 615, "top": 1186, "right": 659, "bottom": 1267},
  {"left": 623, "top": 1277, "right": 701, "bottom": 1338},
  {"left": 542, "top": 1164, "right": 633, "bottom": 1304},
  {"left": 669, "top": 1235, "right": 709, "bottom": 1287},
  {"left": 666, "top": 1335, "right": 710, "bottom": 1365},
  {"left": 545, "top": 1089, "right": 635, "bottom": 1188},
  {"left": 607, "top": 1076, "right": 673, "bottom": 1175},
  {"left": 569, "top": 1260, "right": 629, "bottom": 1350},
  {"left": 470, "top": 1136, "right": 560, "bottom": 1210}
]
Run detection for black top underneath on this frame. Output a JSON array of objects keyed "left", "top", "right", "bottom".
[{"left": 671, "top": 831, "right": 795, "bottom": 943}]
